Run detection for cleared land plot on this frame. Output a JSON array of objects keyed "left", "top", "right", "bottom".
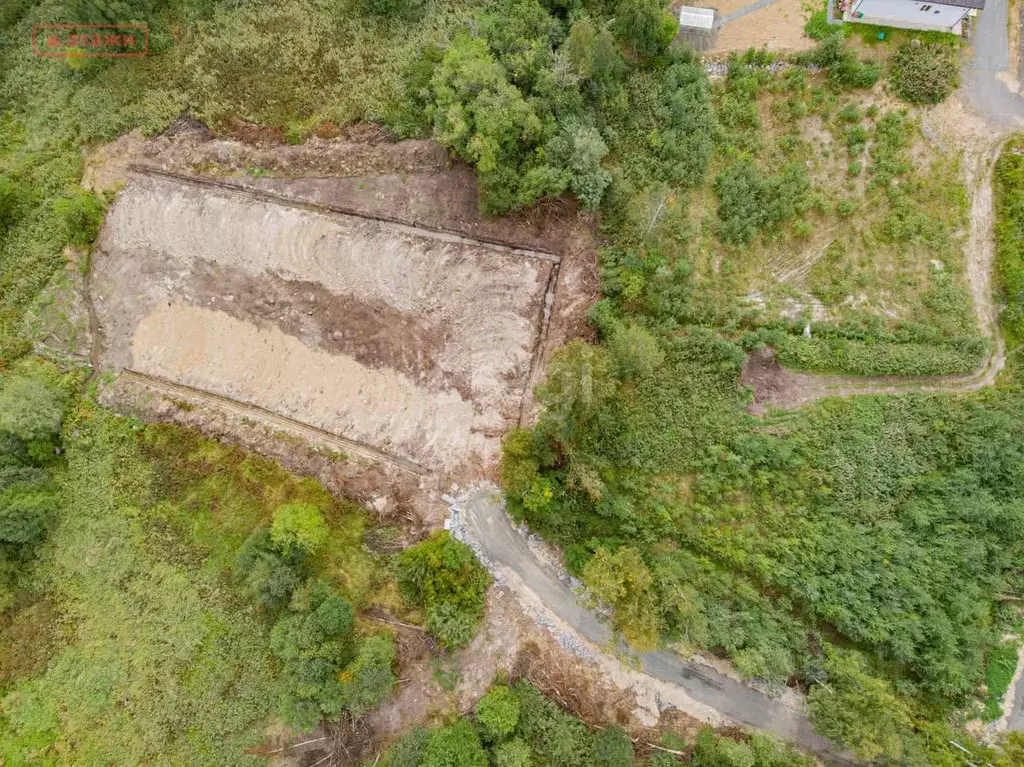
[{"left": 92, "top": 172, "right": 555, "bottom": 472}]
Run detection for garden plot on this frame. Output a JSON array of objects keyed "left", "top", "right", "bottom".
[{"left": 91, "top": 171, "right": 555, "bottom": 472}]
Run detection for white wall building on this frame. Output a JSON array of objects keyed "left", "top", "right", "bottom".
[{"left": 843, "top": 0, "right": 983, "bottom": 34}]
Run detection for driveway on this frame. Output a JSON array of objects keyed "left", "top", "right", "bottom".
[{"left": 961, "top": 0, "right": 1024, "bottom": 127}]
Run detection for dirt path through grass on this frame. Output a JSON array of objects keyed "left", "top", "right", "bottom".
[{"left": 743, "top": 139, "right": 1007, "bottom": 411}]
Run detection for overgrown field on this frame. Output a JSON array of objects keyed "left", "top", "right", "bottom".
[
  {"left": 994, "top": 136, "right": 1024, "bottom": 346},
  {"left": 0, "top": 360, "right": 489, "bottom": 762}
]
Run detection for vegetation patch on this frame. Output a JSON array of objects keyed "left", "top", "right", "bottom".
[
  {"left": 981, "top": 638, "right": 1021, "bottom": 722},
  {"left": 380, "top": 678, "right": 816, "bottom": 766},
  {"left": 995, "top": 137, "right": 1024, "bottom": 344},
  {"left": 890, "top": 41, "right": 960, "bottom": 105}
]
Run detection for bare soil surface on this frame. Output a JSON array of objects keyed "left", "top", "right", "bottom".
[
  {"left": 100, "top": 372, "right": 447, "bottom": 530},
  {"left": 710, "top": 0, "right": 814, "bottom": 55},
  {"left": 91, "top": 170, "right": 553, "bottom": 472}
]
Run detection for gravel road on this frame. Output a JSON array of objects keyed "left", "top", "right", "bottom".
[{"left": 455, "top": 486, "right": 853, "bottom": 764}]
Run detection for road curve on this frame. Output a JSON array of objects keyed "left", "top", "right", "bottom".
[{"left": 456, "top": 486, "right": 854, "bottom": 765}]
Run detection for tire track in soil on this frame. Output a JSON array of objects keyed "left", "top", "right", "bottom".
[
  {"left": 118, "top": 370, "right": 429, "bottom": 474},
  {"left": 126, "top": 164, "right": 562, "bottom": 264}
]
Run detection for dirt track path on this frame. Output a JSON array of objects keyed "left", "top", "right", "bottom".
[{"left": 745, "top": 140, "right": 1006, "bottom": 411}]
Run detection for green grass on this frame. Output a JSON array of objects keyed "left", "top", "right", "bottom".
[
  {"left": 994, "top": 136, "right": 1024, "bottom": 341},
  {"left": 982, "top": 639, "right": 1021, "bottom": 722},
  {"left": 139, "top": 422, "right": 390, "bottom": 609},
  {"left": 0, "top": 407, "right": 277, "bottom": 766},
  {"left": 0, "top": 404, "right": 401, "bottom": 764}
]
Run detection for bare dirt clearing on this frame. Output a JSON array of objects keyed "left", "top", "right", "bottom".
[{"left": 91, "top": 168, "right": 554, "bottom": 474}]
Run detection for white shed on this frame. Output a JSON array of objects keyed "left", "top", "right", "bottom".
[{"left": 677, "top": 6, "right": 719, "bottom": 51}]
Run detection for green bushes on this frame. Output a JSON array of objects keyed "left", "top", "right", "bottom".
[
  {"left": 383, "top": 680, "right": 814, "bottom": 766},
  {"left": 981, "top": 638, "right": 1021, "bottom": 721},
  {"left": 0, "top": 362, "right": 71, "bottom": 608},
  {"left": 340, "top": 634, "right": 398, "bottom": 717},
  {"left": 269, "top": 577, "right": 396, "bottom": 728},
  {"left": 476, "top": 684, "right": 521, "bottom": 739},
  {"left": 994, "top": 137, "right": 1024, "bottom": 340},
  {"left": 807, "top": 650, "right": 913, "bottom": 762},
  {"left": 271, "top": 579, "right": 357, "bottom": 729},
  {"left": 53, "top": 191, "right": 105, "bottom": 247},
  {"left": 234, "top": 527, "right": 308, "bottom": 610},
  {"left": 396, "top": 531, "right": 491, "bottom": 647},
  {"left": 420, "top": 4, "right": 618, "bottom": 214},
  {"left": 270, "top": 501, "right": 329, "bottom": 554},
  {"left": 794, "top": 34, "right": 881, "bottom": 90},
  {"left": 503, "top": 316, "right": 1024, "bottom": 718},
  {"left": 770, "top": 334, "right": 986, "bottom": 376},
  {"left": 803, "top": 6, "right": 834, "bottom": 41},
  {"left": 405, "top": 0, "right": 713, "bottom": 213},
  {"left": 890, "top": 41, "right": 959, "bottom": 105},
  {"left": 422, "top": 719, "right": 489, "bottom": 767},
  {"left": 611, "top": 0, "right": 678, "bottom": 58},
  {"left": 0, "top": 409, "right": 278, "bottom": 765},
  {"left": 713, "top": 160, "right": 811, "bottom": 245}
]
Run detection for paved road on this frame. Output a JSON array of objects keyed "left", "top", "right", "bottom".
[
  {"left": 457, "top": 487, "right": 853, "bottom": 764},
  {"left": 962, "top": 0, "right": 1024, "bottom": 127},
  {"left": 958, "top": 0, "right": 1024, "bottom": 735}
]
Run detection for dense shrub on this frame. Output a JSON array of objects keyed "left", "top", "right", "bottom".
[
  {"left": 714, "top": 160, "right": 810, "bottom": 245},
  {"left": 594, "top": 725, "right": 634, "bottom": 766},
  {"left": 514, "top": 679, "right": 596, "bottom": 766},
  {"left": 770, "top": 334, "right": 986, "bottom": 376},
  {"left": 476, "top": 684, "right": 521, "bottom": 739},
  {"left": 270, "top": 501, "right": 329, "bottom": 555},
  {"left": 53, "top": 191, "right": 105, "bottom": 247},
  {"left": 270, "top": 579, "right": 356, "bottom": 730},
  {"left": 807, "top": 650, "right": 913, "bottom": 762},
  {"left": 994, "top": 137, "right": 1024, "bottom": 339},
  {"left": 396, "top": 531, "right": 490, "bottom": 647},
  {"left": 363, "top": 0, "right": 417, "bottom": 16},
  {"left": 890, "top": 41, "right": 959, "bottom": 105},
  {"left": 234, "top": 527, "right": 307, "bottom": 610},
  {"left": 611, "top": 0, "right": 678, "bottom": 58},
  {"left": 421, "top": 720, "right": 488, "bottom": 767},
  {"left": 339, "top": 634, "right": 397, "bottom": 717},
  {"left": 0, "top": 364, "right": 71, "bottom": 462}
]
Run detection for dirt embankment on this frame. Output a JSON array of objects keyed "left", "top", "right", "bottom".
[{"left": 92, "top": 171, "right": 553, "bottom": 472}]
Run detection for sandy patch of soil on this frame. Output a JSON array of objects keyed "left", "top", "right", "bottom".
[
  {"left": 92, "top": 172, "right": 553, "bottom": 472},
  {"left": 711, "top": 0, "right": 814, "bottom": 55}
]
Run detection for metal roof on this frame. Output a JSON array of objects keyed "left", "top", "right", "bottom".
[
  {"left": 678, "top": 6, "right": 716, "bottom": 30},
  {"left": 938, "top": 0, "right": 984, "bottom": 8}
]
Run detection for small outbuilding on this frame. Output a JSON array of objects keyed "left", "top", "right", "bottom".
[{"left": 677, "top": 6, "right": 719, "bottom": 51}]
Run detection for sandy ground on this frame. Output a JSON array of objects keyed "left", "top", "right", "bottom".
[
  {"left": 711, "top": 0, "right": 815, "bottom": 55},
  {"left": 91, "top": 172, "right": 553, "bottom": 472}
]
